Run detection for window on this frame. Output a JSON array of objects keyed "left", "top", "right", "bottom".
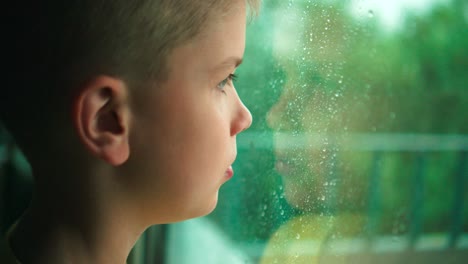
[{"left": 161, "top": 0, "right": 468, "bottom": 263}]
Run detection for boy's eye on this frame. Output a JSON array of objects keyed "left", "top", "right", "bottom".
[{"left": 217, "top": 73, "right": 238, "bottom": 93}]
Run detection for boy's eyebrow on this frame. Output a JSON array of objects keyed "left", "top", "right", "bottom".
[{"left": 215, "top": 56, "right": 243, "bottom": 71}]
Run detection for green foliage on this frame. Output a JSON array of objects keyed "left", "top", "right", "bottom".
[
  {"left": 213, "top": 0, "right": 468, "bottom": 244},
  {"left": 342, "top": 4, "right": 468, "bottom": 133}
]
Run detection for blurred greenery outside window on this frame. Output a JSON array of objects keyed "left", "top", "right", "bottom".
[
  {"left": 1, "top": 0, "right": 467, "bottom": 263},
  {"left": 206, "top": 0, "right": 468, "bottom": 263}
]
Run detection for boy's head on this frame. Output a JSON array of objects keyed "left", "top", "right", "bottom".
[
  {"left": 2, "top": 0, "right": 258, "bottom": 224},
  {"left": 1, "top": 0, "right": 259, "bottom": 152}
]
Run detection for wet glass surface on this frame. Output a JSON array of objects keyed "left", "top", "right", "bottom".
[{"left": 209, "top": 0, "right": 468, "bottom": 263}]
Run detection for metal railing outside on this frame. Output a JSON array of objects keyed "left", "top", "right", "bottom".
[{"left": 236, "top": 132, "right": 468, "bottom": 263}]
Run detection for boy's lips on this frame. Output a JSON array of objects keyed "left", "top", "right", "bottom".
[
  {"left": 225, "top": 165, "right": 234, "bottom": 178},
  {"left": 225, "top": 153, "right": 236, "bottom": 179}
]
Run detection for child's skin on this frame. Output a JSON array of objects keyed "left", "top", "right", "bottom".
[{"left": 7, "top": 1, "right": 252, "bottom": 263}]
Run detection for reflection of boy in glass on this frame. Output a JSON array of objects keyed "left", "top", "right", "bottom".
[
  {"left": 261, "top": 3, "right": 367, "bottom": 264},
  {"left": 0, "top": 1, "right": 258, "bottom": 263}
]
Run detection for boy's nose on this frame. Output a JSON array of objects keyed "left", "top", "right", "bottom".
[{"left": 231, "top": 99, "right": 252, "bottom": 136}]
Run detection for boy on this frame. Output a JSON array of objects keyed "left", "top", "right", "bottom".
[{"left": 1, "top": 0, "right": 259, "bottom": 263}]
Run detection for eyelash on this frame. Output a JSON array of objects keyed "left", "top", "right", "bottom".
[{"left": 217, "top": 73, "right": 238, "bottom": 94}]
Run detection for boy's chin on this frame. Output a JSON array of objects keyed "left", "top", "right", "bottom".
[
  {"left": 170, "top": 192, "right": 220, "bottom": 223},
  {"left": 197, "top": 191, "right": 220, "bottom": 217}
]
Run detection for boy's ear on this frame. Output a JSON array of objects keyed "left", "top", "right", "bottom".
[{"left": 73, "top": 75, "right": 131, "bottom": 166}]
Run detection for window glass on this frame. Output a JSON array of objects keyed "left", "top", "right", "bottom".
[{"left": 203, "top": 0, "right": 468, "bottom": 263}]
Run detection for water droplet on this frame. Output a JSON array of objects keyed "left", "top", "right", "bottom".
[
  {"left": 368, "top": 10, "right": 374, "bottom": 18},
  {"left": 280, "top": 210, "right": 285, "bottom": 216},
  {"left": 296, "top": 234, "right": 301, "bottom": 239}
]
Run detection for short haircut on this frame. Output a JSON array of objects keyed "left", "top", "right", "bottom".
[{"left": 1, "top": 0, "right": 260, "bottom": 150}]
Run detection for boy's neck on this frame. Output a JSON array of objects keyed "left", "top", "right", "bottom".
[{"left": 9, "top": 173, "right": 145, "bottom": 264}]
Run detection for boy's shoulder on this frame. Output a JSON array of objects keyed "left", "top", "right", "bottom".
[{"left": 0, "top": 234, "right": 20, "bottom": 264}]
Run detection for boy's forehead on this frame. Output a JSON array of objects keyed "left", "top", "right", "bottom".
[{"left": 167, "top": 3, "right": 246, "bottom": 73}]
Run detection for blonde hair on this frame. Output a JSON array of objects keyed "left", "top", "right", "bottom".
[
  {"left": 64, "top": 0, "right": 261, "bottom": 85},
  {"left": 1, "top": 0, "right": 260, "bottom": 148}
]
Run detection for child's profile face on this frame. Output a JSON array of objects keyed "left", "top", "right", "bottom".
[{"left": 124, "top": 0, "right": 252, "bottom": 223}]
